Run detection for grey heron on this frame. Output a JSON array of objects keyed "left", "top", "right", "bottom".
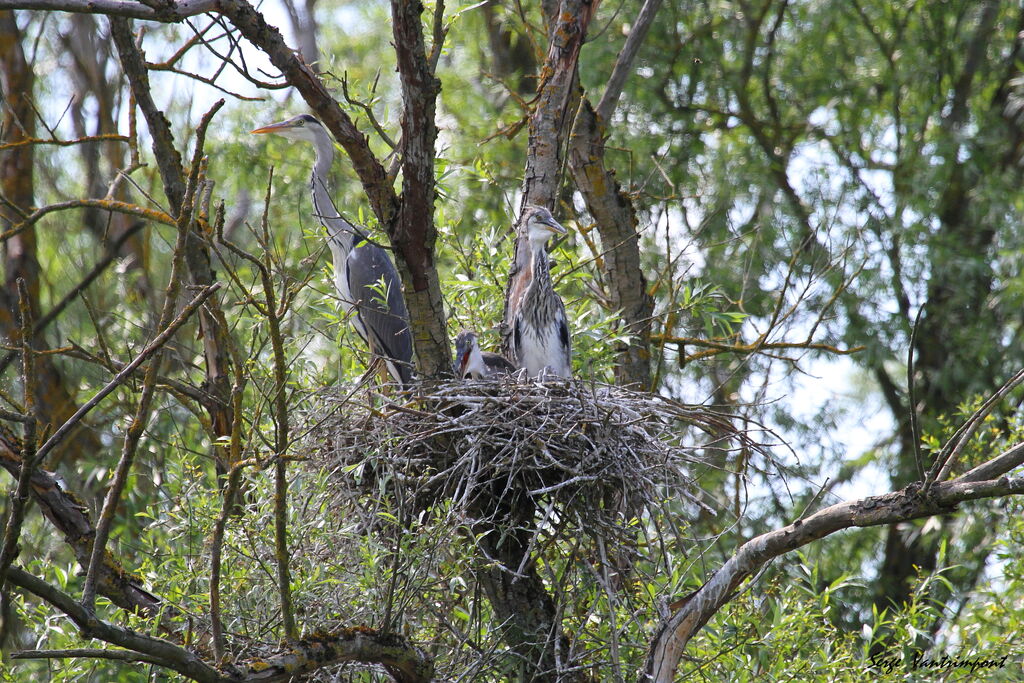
[
  {"left": 252, "top": 114, "right": 414, "bottom": 387},
  {"left": 453, "top": 330, "right": 515, "bottom": 379},
  {"left": 504, "top": 205, "right": 572, "bottom": 377}
]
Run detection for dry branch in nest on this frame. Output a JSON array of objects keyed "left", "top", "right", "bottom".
[{"left": 307, "top": 379, "right": 766, "bottom": 532}]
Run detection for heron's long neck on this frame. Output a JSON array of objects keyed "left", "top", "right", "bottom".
[
  {"left": 532, "top": 241, "right": 551, "bottom": 279},
  {"left": 309, "top": 142, "right": 356, "bottom": 255},
  {"left": 525, "top": 241, "right": 553, "bottom": 304}
]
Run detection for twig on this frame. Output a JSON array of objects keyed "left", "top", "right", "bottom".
[
  {"left": 81, "top": 95, "right": 224, "bottom": 611},
  {"left": 0, "top": 280, "right": 40, "bottom": 632},
  {"left": 210, "top": 457, "right": 257, "bottom": 660},
  {"left": 908, "top": 305, "right": 925, "bottom": 480},
  {"left": 31, "top": 284, "right": 220, "bottom": 466},
  {"left": 0, "top": 222, "right": 146, "bottom": 374}
]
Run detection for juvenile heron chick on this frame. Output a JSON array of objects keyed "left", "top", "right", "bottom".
[
  {"left": 252, "top": 114, "right": 414, "bottom": 387},
  {"left": 453, "top": 330, "right": 515, "bottom": 379},
  {"left": 504, "top": 206, "right": 572, "bottom": 377}
]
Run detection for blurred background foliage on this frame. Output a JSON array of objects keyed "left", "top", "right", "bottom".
[{"left": 4, "top": 0, "right": 1024, "bottom": 679}]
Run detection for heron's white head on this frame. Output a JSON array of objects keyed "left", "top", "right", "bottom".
[
  {"left": 251, "top": 114, "right": 327, "bottom": 145},
  {"left": 522, "top": 205, "right": 567, "bottom": 248},
  {"left": 453, "top": 330, "right": 486, "bottom": 379}
]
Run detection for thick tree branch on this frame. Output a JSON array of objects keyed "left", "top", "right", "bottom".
[
  {"left": 227, "top": 628, "right": 434, "bottom": 682},
  {"left": 11, "top": 648, "right": 165, "bottom": 665},
  {"left": 389, "top": 0, "right": 448, "bottom": 377},
  {"left": 570, "top": 98, "right": 653, "bottom": 387},
  {"left": 217, "top": 0, "right": 398, "bottom": 225},
  {"left": 594, "top": 0, "right": 663, "bottom": 122},
  {"left": 643, "top": 459, "right": 1024, "bottom": 682},
  {"left": 0, "top": 426, "right": 167, "bottom": 618},
  {"left": 568, "top": 0, "right": 663, "bottom": 386},
  {"left": 519, "top": 0, "right": 596, "bottom": 210},
  {"left": 0, "top": 0, "right": 216, "bottom": 20},
  {"left": 5, "top": 566, "right": 223, "bottom": 682}
]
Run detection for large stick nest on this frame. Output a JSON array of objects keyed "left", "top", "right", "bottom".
[{"left": 308, "top": 379, "right": 763, "bottom": 526}]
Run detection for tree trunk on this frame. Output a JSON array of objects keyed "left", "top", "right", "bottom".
[{"left": 568, "top": 99, "right": 653, "bottom": 389}]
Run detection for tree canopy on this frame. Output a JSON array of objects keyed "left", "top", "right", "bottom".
[{"left": 1, "top": 0, "right": 1024, "bottom": 680}]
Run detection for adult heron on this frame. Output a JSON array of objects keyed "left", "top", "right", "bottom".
[
  {"left": 453, "top": 330, "right": 515, "bottom": 379},
  {"left": 504, "top": 205, "right": 572, "bottom": 377},
  {"left": 252, "top": 114, "right": 413, "bottom": 387}
]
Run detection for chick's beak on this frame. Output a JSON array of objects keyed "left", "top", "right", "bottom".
[
  {"left": 250, "top": 121, "right": 292, "bottom": 135},
  {"left": 453, "top": 349, "right": 468, "bottom": 378},
  {"left": 541, "top": 217, "right": 567, "bottom": 235}
]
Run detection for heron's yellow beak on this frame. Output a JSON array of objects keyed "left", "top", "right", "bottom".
[{"left": 250, "top": 121, "right": 292, "bottom": 135}]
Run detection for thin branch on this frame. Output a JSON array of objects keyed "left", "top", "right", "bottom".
[
  {"left": 0, "top": 436, "right": 168, "bottom": 620},
  {"left": 81, "top": 95, "right": 224, "bottom": 611},
  {"left": 926, "top": 366, "right": 1024, "bottom": 487},
  {"left": 32, "top": 283, "right": 221, "bottom": 470},
  {"left": 340, "top": 74, "right": 396, "bottom": 149},
  {"left": 959, "top": 441, "right": 1024, "bottom": 484},
  {"left": 0, "top": 133, "right": 129, "bottom": 151},
  {"left": 11, "top": 648, "right": 164, "bottom": 665},
  {"left": 0, "top": 199, "right": 173, "bottom": 244},
  {"left": 258, "top": 172, "right": 297, "bottom": 640},
  {"left": 210, "top": 459, "right": 256, "bottom": 660},
  {"left": 0, "top": 280, "right": 39, "bottom": 599},
  {"left": 651, "top": 334, "right": 864, "bottom": 360},
  {"left": 908, "top": 305, "right": 924, "bottom": 480}
]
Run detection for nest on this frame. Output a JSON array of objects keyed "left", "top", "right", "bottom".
[{"left": 307, "top": 378, "right": 756, "bottom": 530}]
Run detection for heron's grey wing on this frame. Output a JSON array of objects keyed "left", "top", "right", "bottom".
[
  {"left": 483, "top": 352, "right": 516, "bottom": 375},
  {"left": 346, "top": 241, "right": 414, "bottom": 384}
]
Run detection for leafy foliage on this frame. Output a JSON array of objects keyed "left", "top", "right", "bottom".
[{"left": 3, "top": 0, "right": 1024, "bottom": 680}]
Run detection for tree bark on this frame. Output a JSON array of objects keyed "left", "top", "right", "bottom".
[
  {"left": 569, "top": 102, "right": 653, "bottom": 389},
  {"left": 390, "top": 0, "right": 449, "bottom": 378},
  {"left": 471, "top": 493, "right": 589, "bottom": 682}
]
